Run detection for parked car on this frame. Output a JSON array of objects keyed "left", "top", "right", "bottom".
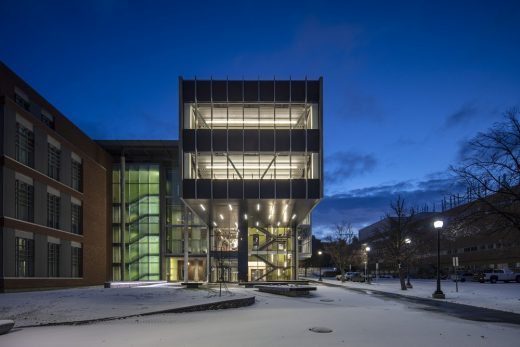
[
  {"left": 351, "top": 273, "right": 368, "bottom": 282},
  {"left": 336, "top": 271, "right": 360, "bottom": 281},
  {"left": 378, "top": 274, "right": 393, "bottom": 279},
  {"left": 322, "top": 270, "right": 338, "bottom": 278},
  {"left": 450, "top": 272, "right": 474, "bottom": 282},
  {"left": 475, "top": 269, "right": 520, "bottom": 283}
]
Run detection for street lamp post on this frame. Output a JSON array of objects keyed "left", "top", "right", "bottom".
[
  {"left": 318, "top": 250, "right": 323, "bottom": 282},
  {"left": 365, "top": 246, "right": 371, "bottom": 283},
  {"left": 405, "top": 238, "right": 412, "bottom": 288},
  {"left": 432, "top": 220, "right": 445, "bottom": 299}
]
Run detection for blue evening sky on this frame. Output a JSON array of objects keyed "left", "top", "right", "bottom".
[{"left": 1, "top": 0, "right": 519, "bottom": 237}]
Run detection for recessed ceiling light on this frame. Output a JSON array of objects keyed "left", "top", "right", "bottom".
[
  {"left": 292, "top": 214, "right": 296, "bottom": 220},
  {"left": 256, "top": 221, "right": 259, "bottom": 227},
  {"left": 228, "top": 204, "right": 233, "bottom": 211},
  {"left": 256, "top": 203, "right": 260, "bottom": 211},
  {"left": 213, "top": 221, "right": 217, "bottom": 227},
  {"left": 244, "top": 214, "right": 248, "bottom": 220},
  {"left": 219, "top": 214, "right": 224, "bottom": 220},
  {"left": 200, "top": 204, "right": 206, "bottom": 211}
]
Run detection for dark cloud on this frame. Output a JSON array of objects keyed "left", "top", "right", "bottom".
[
  {"left": 342, "top": 88, "right": 384, "bottom": 120},
  {"left": 325, "top": 151, "right": 377, "bottom": 184},
  {"left": 312, "top": 174, "right": 465, "bottom": 238},
  {"left": 443, "top": 102, "right": 478, "bottom": 129}
]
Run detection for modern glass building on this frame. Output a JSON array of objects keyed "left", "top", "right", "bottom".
[
  {"left": 180, "top": 78, "right": 323, "bottom": 282},
  {"left": 1, "top": 60, "right": 323, "bottom": 291}
]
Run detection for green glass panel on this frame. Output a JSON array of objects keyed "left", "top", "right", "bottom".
[
  {"left": 149, "top": 183, "right": 159, "bottom": 195},
  {"left": 112, "top": 184, "right": 120, "bottom": 203},
  {"left": 139, "top": 202, "right": 148, "bottom": 215},
  {"left": 149, "top": 167, "right": 160, "bottom": 183},
  {"left": 150, "top": 203, "right": 159, "bottom": 215},
  {"left": 149, "top": 223, "right": 160, "bottom": 235},
  {"left": 129, "top": 264, "right": 139, "bottom": 281},
  {"left": 129, "top": 169, "right": 139, "bottom": 183},
  {"left": 139, "top": 167, "right": 149, "bottom": 183},
  {"left": 112, "top": 168, "right": 120, "bottom": 183},
  {"left": 139, "top": 242, "right": 148, "bottom": 255},
  {"left": 140, "top": 182, "right": 149, "bottom": 196},
  {"left": 129, "top": 184, "right": 139, "bottom": 201},
  {"left": 112, "top": 226, "right": 121, "bottom": 243},
  {"left": 149, "top": 242, "right": 159, "bottom": 254}
]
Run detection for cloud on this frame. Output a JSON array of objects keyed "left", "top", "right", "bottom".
[
  {"left": 325, "top": 151, "right": 377, "bottom": 184},
  {"left": 340, "top": 88, "right": 384, "bottom": 120},
  {"left": 230, "top": 18, "right": 361, "bottom": 76},
  {"left": 443, "top": 102, "right": 478, "bottom": 129},
  {"left": 312, "top": 174, "right": 465, "bottom": 239}
]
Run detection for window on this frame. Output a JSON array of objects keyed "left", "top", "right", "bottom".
[
  {"left": 71, "top": 203, "right": 82, "bottom": 235},
  {"left": 47, "top": 243, "right": 60, "bottom": 277},
  {"left": 14, "top": 90, "right": 30, "bottom": 111},
  {"left": 15, "top": 179, "right": 34, "bottom": 222},
  {"left": 15, "top": 237, "right": 34, "bottom": 277},
  {"left": 71, "top": 159, "right": 83, "bottom": 191},
  {"left": 71, "top": 246, "right": 83, "bottom": 277},
  {"left": 47, "top": 193, "right": 60, "bottom": 229},
  {"left": 48, "top": 142, "right": 61, "bottom": 180},
  {"left": 15, "top": 122, "right": 34, "bottom": 167},
  {"left": 41, "top": 110, "right": 55, "bottom": 129}
]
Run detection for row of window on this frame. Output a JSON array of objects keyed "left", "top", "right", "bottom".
[
  {"left": 15, "top": 177, "right": 82, "bottom": 234},
  {"left": 15, "top": 88, "right": 55, "bottom": 128},
  {"left": 15, "top": 237, "right": 83, "bottom": 277},
  {"left": 15, "top": 116, "right": 83, "bottom": 191}
]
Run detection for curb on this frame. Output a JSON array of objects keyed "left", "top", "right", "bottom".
[
  {"left": 17, "top": 296, "right": 255, "bottom": 328},
  {"left": 309, "top": 279, "right": 520, "bottom": 325}
]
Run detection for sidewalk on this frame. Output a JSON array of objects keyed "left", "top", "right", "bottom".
[
  {"left": 304, "top": 277, "right": 520, "bottom": 314},
  {"left": 0, "top": 283, "right": 255, "bottom": 327}
]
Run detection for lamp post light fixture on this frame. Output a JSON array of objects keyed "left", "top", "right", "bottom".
[
  {"left": 318, "top": 250, "right": 323, "bottom": 281},
  {"left": 432, "top": 220, "right": 445, "bottom": 299},
  {"left": 404, "top": 238, "right": 412, "bottom": 288},
  {"left": 365, "top": 246, "right": 371, "bottom": 283}
]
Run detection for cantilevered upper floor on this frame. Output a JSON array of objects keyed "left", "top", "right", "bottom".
[{"left": 179, "top": 78, "right": 323, "bottom": 226}]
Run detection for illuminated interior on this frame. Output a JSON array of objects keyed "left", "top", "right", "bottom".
[
  {"left": 184, "top": 152, "right": 319, "bottom": 180},
  {"left": 184, "top": 103, "right": 319, "bottom": 130}
]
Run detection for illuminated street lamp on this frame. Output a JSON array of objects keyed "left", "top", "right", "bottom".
[
  {"left": 318, "top": 250, "right": 323, "bottom": 281},
  {"left": 365, "top": 246, "right": 371, "bottom": 283},
  {"left": 404, "top": 238, "right": 412, "bottom": 288},
  {"left": 432, "top": 220, "right": 445, "bottom": 299}
]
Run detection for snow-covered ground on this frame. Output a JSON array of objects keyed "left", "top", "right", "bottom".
[
  {"left": 1, "top": 285, "right": 518, "bottom": 347},
  {"left": 0, "top": 283, "right": 250, "bottom": 327},
  {"left": 314, "top": 277, "right": 520, "bottom": 313}
]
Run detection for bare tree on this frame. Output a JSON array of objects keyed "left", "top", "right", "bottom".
[
  {"left": 451, "top": 109, "right": 520, "bottom": 238},
  {"left": 372, "top": 196, "right": 419, "bottom": 290},
  {"left": 323, "top": 221, "right": 356, "bottom": 282}
]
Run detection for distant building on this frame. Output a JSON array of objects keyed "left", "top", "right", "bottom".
[{"left": 358, "top": 200, "right": 520, "bottom": 274}]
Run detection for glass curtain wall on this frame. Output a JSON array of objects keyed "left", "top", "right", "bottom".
[
  {"left": 183, "top": 102, "right": 320, "bottom": 181},
  {"left": 183, "top": 88, "right": 320, "bottom": 282},
  {"left": 248, "top": 226, "right": 293, "bottom": 281},
  {"left": 184, "top": 103, "right": 319, "bottom": 130},
  {"left": 112, "top": 164, "right": 160, "bottom": 281},
  {"left": 165, "top": 167, "right": 208, "bottom": 281}
]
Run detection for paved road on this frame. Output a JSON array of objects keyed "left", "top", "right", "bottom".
[
  {"left": 2, "top": 285, "right": 519, "bottom": 347},
  {"left": 319, "top": 281, "right": 520, "bottom": 325}
]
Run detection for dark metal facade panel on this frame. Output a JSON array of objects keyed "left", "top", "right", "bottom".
[
  {"left": 183, "top": 179, "right": 315, "bottom": 200},
  {"left": 307, "top": 130, "right": 320, "bottom": 152},
  {"left": 183, "top": 129, "right": 319, "bottom": 153},
  {"left": 181, "top": 79, "right": 322, "bottom": 103}
]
